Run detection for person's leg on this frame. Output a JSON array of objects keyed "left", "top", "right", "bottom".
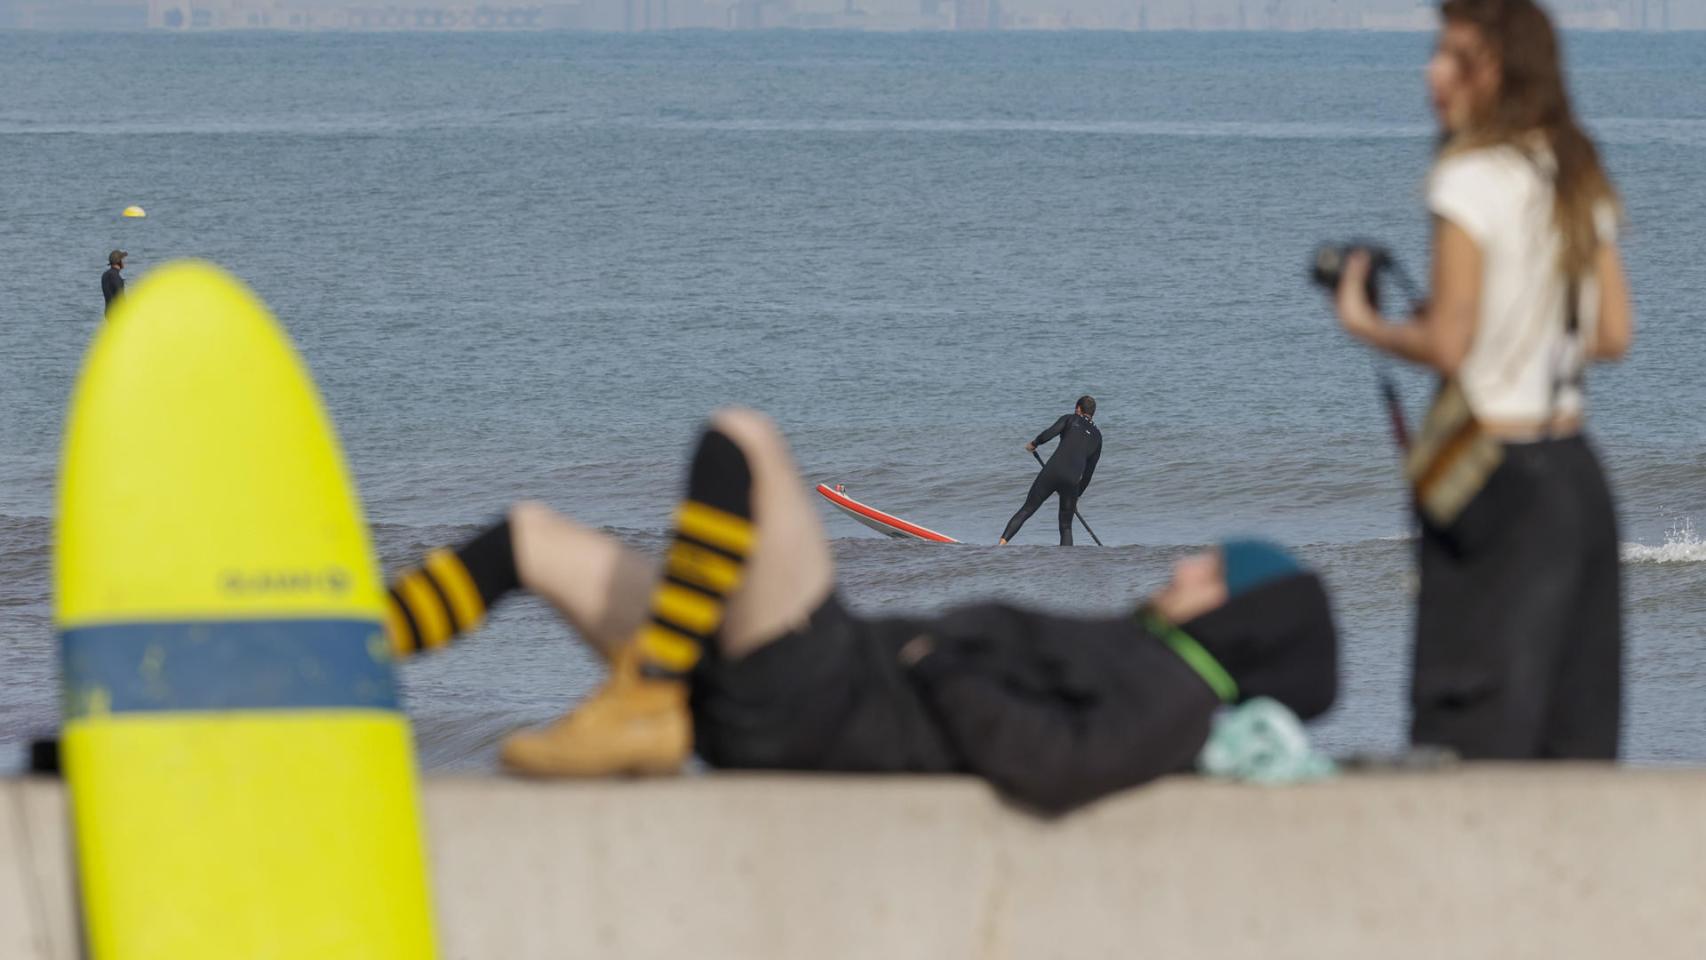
[
  {"left": 510, "top": 501, "right": 657, "bottom": 660},
  {"left": 385, "top": 517, "right": 522, "bottom": 656},
  {"left": 500, "top": 422, "right": 757, "bottom": 776},
  {"left": 1057, "top": 491, "right": 1077, "bottom": 546},
  {"left": 704, "top": 408, "right": 834, "bottom": 659},
  {"left": 382, "top": 502, "right": 653, "bottom": 662},
  {"left": 1411, "top": 451, "right": 1572, "bottom": 758},
  {"left": 502, "top": 409, "right": 833, "bottom": 776},
  {"left": 999, "top": 472, "right": 1050, "bottom": 544},
  {"left": 1408, "top": 523, "right": 1524, "bottom": 755},
  {"left": 1540, "top": 440, "right": 1623, "bottom": 759}
]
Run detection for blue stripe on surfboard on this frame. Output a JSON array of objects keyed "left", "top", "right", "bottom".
[{"left": 61, "top": 619, "right": 399, "bottom": 717}]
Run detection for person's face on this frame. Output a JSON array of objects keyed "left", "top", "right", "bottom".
[
  {"left": 1427, "top": 21, "right": 1500, "bottom": 133},
  {"left": 1151, "top": 549, "right": 1228, "bottom": 624}
]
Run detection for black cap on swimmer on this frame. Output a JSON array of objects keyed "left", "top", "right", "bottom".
[{"left": 1182, "top": 540, "right": 1338, "bottom": 719}]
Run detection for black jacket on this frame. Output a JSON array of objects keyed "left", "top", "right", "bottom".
[{"left": 906, "top": 604, "right": 1218, "bottom": 815}]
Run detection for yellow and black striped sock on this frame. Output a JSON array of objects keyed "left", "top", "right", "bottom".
[
  {"left": 386, "top": 520, "right": 520, "bottom": 657},
  {"left": 634, "top": 429, "right": 755, "bottom": 679}
]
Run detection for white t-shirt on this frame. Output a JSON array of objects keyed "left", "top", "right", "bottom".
[{"left": 1427, "top": 145, "right": 1615, "bottom": 423}]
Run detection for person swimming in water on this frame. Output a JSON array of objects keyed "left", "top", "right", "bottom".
[{"left": 1000, "top": 396, "right": 1101, "bottom": 546}]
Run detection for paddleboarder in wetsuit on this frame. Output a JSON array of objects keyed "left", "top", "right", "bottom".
[
  {"left": 999, "top": 396, "right": 1101, "bottom": 546},
  {"left": 101, "top": 250, "right": 127, "bottom": 316}
]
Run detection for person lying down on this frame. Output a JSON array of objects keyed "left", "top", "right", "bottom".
[{"left": 383, "top": 409, "right": 1339, "bottom": 814}]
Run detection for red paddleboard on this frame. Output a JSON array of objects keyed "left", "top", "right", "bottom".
[{"left": 815, "top": 484, "right": 960, "bottom": 544}]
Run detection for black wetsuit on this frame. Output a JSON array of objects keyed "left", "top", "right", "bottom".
[
  {"left": 1000, "top": 413, "right": 1101, "bottom": 545},
  {"left": 101, "top": 267, "right": 124, "bottom": 314}
]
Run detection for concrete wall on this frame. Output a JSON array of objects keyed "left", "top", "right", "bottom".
[
  {"left": 7, "top": 768, "right": 1706, "bottom": 958},
  {"left": 0, "top": 778, "right": 77, "bottom": 960}
]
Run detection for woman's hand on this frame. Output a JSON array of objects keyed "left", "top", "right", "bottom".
[
  {"left": 1335, "top": 250, "right": 1384, "bottom": 342},
  {"left": 1025, "top": 442, "right": 1037, "bottom": 453},
  {"left": 1329, "top": 219, "right": 1480, "bottom": 374}
]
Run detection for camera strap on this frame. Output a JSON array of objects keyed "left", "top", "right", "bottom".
[
  {"left": 1527, "top": 148, "right": 1588, "bottom": 442},
  {"left": 1543, "top": 270, "right": 1585, "bottom": 441}
]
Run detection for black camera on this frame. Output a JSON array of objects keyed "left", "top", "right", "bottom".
[{"left": 1310, "top": 242, "right": 1393, "bottom": 310}]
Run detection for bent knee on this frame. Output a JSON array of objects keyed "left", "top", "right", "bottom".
[
  {"left": 707, "top": 407, "right": 786, "bottom": 458},
  {"left": 508, "top": 499, "right": 558, "bottom": 535},
  {"left": 507, "top": 500, "right": 573, "bottom": 589}
]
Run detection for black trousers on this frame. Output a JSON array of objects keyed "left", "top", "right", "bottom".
[
  {"left": 1410, "top": 434, "right": 1623, "bottom": 758},
  {"left": 1001, "top": 469, "right": 1078, "bottom": 545},
  {"left": 691, "top": 595, "right": 959, "bottom": 773}
]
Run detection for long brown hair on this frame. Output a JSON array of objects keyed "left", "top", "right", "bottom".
[{"left": 1439, "top": 0, "right": 1619, "bottom": 275}]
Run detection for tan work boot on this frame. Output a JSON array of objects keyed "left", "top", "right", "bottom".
[{"left": 499, "top": 649, "right": 692, "bottom": 777}]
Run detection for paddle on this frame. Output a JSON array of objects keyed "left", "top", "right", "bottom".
[{"left": 1031, "top": 449, "right": 1104, "bottom": 546}]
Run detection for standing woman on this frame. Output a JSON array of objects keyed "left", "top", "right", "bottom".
[{"left": 1334, "top": 0, "right": 1633, "bottom": 758}]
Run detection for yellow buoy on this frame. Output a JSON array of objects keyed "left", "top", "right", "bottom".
[{"left": 121, "top": 205, "right": 146, "bottom": 218}]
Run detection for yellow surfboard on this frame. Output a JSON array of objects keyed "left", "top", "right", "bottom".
[{"left": 55, "top": 262, "right": 437, "bottom": 959}]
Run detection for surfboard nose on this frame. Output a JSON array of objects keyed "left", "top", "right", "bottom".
[
  {"left": 59, "top": 260, "right": 380, "bottom": 624},
  {"left": 56, "top": 259, "right": 437, "bottom": 959}
]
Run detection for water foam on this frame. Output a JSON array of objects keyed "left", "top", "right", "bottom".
[{"left": 1622, "top": 517, "right": 1706, "bottom": 564}]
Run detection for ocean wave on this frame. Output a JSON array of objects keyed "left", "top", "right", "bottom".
[
  {"left": 1622, "top": 517, "right": 1706, "bottom": 565},
  {"left": 622, "top": 118, "right": 1436, "bottom": 140},
  {"left": 1592, "top": 117, "right": 1706, "bottom": 149},
  {"left": 0, "top": 118, "right": 409, "bottom": 137},
  {"left": 0, "top": 111, "right": 569, "bottom": 138}
]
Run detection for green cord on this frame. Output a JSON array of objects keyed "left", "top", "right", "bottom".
[{"left": 1143, "top": 611, "right": 1239, "bottom": 704}]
